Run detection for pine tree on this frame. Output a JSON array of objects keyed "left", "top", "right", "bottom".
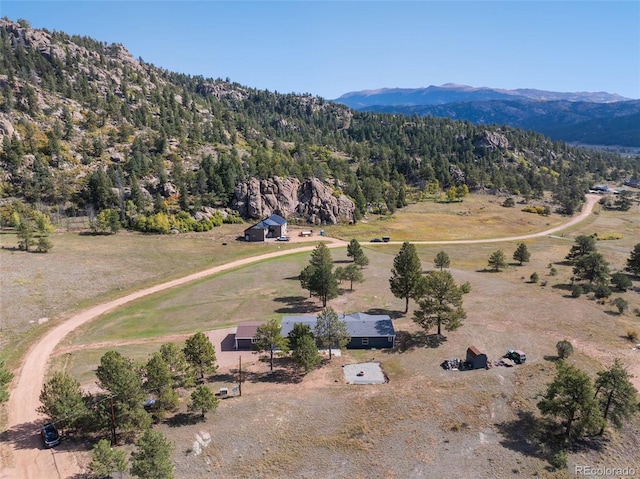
[
  {"left": 389, "top": 242, "right": 423, "bottom": 313},
  {"left": 314, "top": 307, "right": 350, "bottom": 360},
  {"left": 433, "top": 251, "right": 450, "bottom": 270},
  {"left": 487, "top": 250, "right": 507, "bottom": 272},
  {"left": 594, "top": 359, "right": 639, "bottom": 434},
  {"left": 130, "top": 429, "right": 174, "bottom": 479},
  {"left": 513, "top": 243, "right": 531, "bottom": 265},
  {"left": 183, "top": 332, "right": 218, "bottom": 381}
]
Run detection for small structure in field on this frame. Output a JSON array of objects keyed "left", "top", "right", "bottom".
[
  {"left": 466, "top": 346, "right": 487, "bottom": 370},
  {"left": 343, "top": 362, "right": 387, "bottom": 385},
  {"left": 234, "top": 321, "right": 264, "bottom": 349}
]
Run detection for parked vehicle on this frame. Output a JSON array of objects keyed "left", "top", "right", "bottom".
[
  {"left": 504, "top": 350, "right": 526, "bottom": 364},
  {"left": 370, "top": 238, "right": 382, "bottom": 243},
  {"left": 382, "top": 236, "right": 390, "bottom": 242},
  {"left": 41, "top": 423, "right": 60, "bottom": 448},
  {"left": 276, "top": 236, "right": 290, "bottom": 242}
]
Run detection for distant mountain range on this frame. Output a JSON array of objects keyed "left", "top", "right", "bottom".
[{"left": 334, "top": 84, "right": 640, "bottom": 148}]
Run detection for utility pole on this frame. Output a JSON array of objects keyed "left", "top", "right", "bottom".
[
  {"left": 238, "top": 355, "right": 242, "bottom": 397},
  {"left": 110, "top": 396, "right": 117, "bottom": 446}
]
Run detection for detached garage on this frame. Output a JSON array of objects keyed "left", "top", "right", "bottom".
[{"left": 466, "top": 346, "right": 487, "bottom": 369}]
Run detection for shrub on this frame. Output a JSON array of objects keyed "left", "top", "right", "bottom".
[
  {"left": 556, "top": 340, "right": 574, "bottom": 359},
  {"left": 593, "top": 283, "right": 612, "bottom": 299},
  {"left": 625, "top": 329, "right": 638, "bottom": 342},
  {"left": 611, "top": 272, "right": 632, "bottom": 292},
  {"left": 611, "top": 297, "right": 628, "bottom": 315},
  {"left": 550, "top": 450, "right": 568, "bottom": 470},
  {"left": 502, "top": 197, "right": 515, "bottom": 208},
  {"left": 223, "top": 212, "right": 244, "bottom": 224},
  {"left": 549, "top": 267, "right": 558, "bottom": 276},
  {"left": 522, "top": 205, "right": 548, "bottom": 215},
  {"left": 529, "top": 272, "right": 539, "bottom": 283},
  {"left": 594, "top": 232, "right": 623, "bottom": 241},
  {"left": 570, "top": 285, "right": 583, "bottom": 298}
]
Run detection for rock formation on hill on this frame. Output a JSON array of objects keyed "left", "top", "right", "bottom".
[{"left": 232, "top": 177, "right": 355, "bottom": 224}]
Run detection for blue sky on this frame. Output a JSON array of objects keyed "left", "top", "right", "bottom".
[{"left": 2, "top": 1, "right": 639, "bottom": 100}]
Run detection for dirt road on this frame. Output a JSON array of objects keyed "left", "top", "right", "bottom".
[{"left": 1, "top": 196, "right": 600, "bottom": 478}]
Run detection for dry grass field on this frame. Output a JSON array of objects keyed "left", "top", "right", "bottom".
[{"left": 3, "top": 193, "right": 640, "bottom": 478}]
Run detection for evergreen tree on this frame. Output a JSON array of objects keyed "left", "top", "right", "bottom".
[
  {"left": 89, "top": 439, "right": 127, "bottom": 478},
  {"left": 346, "top": 239, "right": 370, "bottom": 268},
  {"left": 183, "top": 332, "right": 218, "bottom": 381},
  {"left": 291, "top": 334, "right": 321, "bottom": 373},
  {"left": 626, "top": 243, "right": 640, "bottom": 277},
  {"left": 537, "top": 361, "right": 603, "bottom": 440},
  {"left": 254, "top": 318, "right": 288, "bottom": 372},
  {"left": 594, "top": 359, "right": 639, "bottom": 434},
  {"left": 130, "top": 429, "right": 174, "bottom": 479},
  {"left": 565, "top": 235, "right": 597, "bottom": 264},
  {"left": 433, "top": 251, "right": 450, "bottom": 271},
  {"left": 487, "top": 250, "right": 507, "bottom": 272},
  {"left": 188, "top": 385, "right": 219, "bottom": 418},
  {"left": 38, "top": 371, "right": 89, "bottom": 431},
  {"left": 389, "top": 242, "right": 423, "bottom": 313},
  {"left": 299, "top": 243, "right": 338, "bottom": 307},
  {"left": 413, "top": 270, "right": 469, "bottom": 336},
  {"left": 0, "top": 359, "right": 14, "bottom": 404},
  {"left": 513, "top": 243, "right": 530, "bottom": 265},
  {"left": 314, "top": 307, "right": 350, "bottom": 360},
  {"left": 335, "top": 263, "right": 364, "bottom": 291},
  {"left": 573, "top": 252, "right": 610, "bottom": 284}
]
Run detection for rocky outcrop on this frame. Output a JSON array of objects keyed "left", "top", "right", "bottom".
[
  {"left": 474, "top": 130, "right": 509, "bottom": 150},
  {"left": 232, "top": 177, "right": 355, "bottom": 224}
]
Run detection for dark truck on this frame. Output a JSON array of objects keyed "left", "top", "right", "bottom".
[{"left": 504, "top": 350, "right": 526, "bottom": 364}]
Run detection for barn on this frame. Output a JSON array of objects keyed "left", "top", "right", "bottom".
[
  {"left": 243, "top": 214, "right": 287, "bottom": 242},
  {"left": 466, "top": 346, "right": 487, "bottom": 369}
]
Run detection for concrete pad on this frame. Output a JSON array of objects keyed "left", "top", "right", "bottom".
[{"left": 343, "top": 362, "right": 387, "bottom": 385}]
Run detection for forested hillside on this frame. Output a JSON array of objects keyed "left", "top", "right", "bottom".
[{"left": 1, "top": 18, "right": 637, "bottom": 232}]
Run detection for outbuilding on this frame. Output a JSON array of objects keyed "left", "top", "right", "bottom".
[
  {"left": 244, "top": 214, "right": 287, "bottom": 242},
  {"left": 466, "top": 346, "right": 487, "bottom": 369},
  {"left": 234, "top": 321, "right": 264, "bottom": 349}
]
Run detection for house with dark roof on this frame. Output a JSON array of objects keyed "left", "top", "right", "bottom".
[
  {"left": 281, "top": 312, "right": 396, "bottom": 350},
  {"left": 243, "top": 214, "right": 287, "bottom": 242},
  {"left": 234, "top": 321, "right": 265, "bottom": 349}
]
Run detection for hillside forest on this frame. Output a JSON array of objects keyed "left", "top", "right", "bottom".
[{"left": 1, "top": 18, "right": 639, "bottom": 234}]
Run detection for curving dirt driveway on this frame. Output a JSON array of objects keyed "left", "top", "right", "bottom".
[{"left": 1, "top": 195, "right": 600, "bottom": 478}]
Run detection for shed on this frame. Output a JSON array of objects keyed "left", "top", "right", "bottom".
[
  {"left": 234, "top": 321, "right": 264, "bottom": 349},
  {"left": 466, "top": 346, "right": 487, "bottom": 369},
  {"left": 244, "top": 214, "right": 287, "bottom": 242}
]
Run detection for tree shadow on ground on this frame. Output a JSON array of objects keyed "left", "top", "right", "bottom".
[
  {"left": 242, "top": 357, "right": 305, "bottom": 384},
  {"left": 273, "top": 296, "right": 320, "bottom": 314},
  {"left": 211, "top": 371, "right": 237, "bottom": 383},
  {"left": 364, "top": 308, "right": 404, "bottom": 320},
  {"left": 543, "top": 355, "right": 561, "bottom": 362},
  {"left": 475, "top": 268, "right": 501, "bottom": 273},
  {"left": 495, "top": 410, "right": 549, "bottom": 461},
  {"left": 551, "top": 283, "right": 572, "bottom": 292},
  {"left": 495, "top": 410, "right": 606, "bottom": 468},
  {"left": 165, "top": 412, "right": 201, "bottom": 428},
  {"left": 393, "top": 330, "right": 447, "bottom": 352}
]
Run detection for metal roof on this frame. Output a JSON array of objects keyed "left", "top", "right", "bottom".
[
  {"left": 281, "top": 313, "right": 395, "bottom": 338},
  {"left": 247, "top": 214, "right": 287, "bottom": 231}
]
